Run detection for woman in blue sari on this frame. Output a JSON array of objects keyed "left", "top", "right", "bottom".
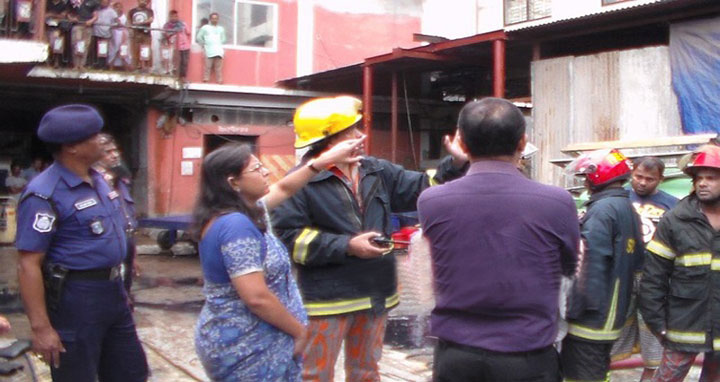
[{"left": 191, "top": 140, "right": 363, "bottom": 381}]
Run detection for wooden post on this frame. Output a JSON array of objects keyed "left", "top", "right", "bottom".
[
  {"left": 391, "top": 71, "right": 398, "bottom": 163},
  {"left": 493, "top": 39, "right": 506, "bottom": 98},
  {"left": 363, "top": 64, "right": 374, "bottom": 155}
]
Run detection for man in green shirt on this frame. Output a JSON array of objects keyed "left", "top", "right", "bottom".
[{"left": 196, "top": 12, "right": 226, "bottom": 84}]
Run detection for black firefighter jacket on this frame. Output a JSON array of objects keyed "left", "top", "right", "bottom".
[
  {"left": 567, "top": 187, "right": 644, "bottom": 342},
  {"left": 640, "top": 195, "right": 720, "bottom": 353},
  {"left": 271, "top": 155, "right": 465, "bottom": 317}
]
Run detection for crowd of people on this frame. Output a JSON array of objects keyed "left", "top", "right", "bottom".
[
  {"left": 3, "top": 157, "right": 48, "bottom": 200},
  {"left": 13, "top": 0, "right": 225, "bottom": 81},
  {"left": 9, "top": 97, "right": 720, "bottom": 382}
]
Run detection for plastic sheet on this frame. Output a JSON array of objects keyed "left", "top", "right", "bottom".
[{"left": 669, "top": 17, "right": 720, "bottom": 134}]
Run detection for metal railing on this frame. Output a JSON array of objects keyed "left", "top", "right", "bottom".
[
  {"left": 0, "top": 0, "right": 46, "bottom": 40},
  {"left": 2, "top": 1, "right": 187, "bottom": 77}
]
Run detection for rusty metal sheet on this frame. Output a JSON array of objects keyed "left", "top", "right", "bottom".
[
  {"left": 530, "top": 56, "right": 573, "bottom": 186},
  {"left": 617, "top": 46, "right": 682, "bottom": 139},
  {"left": 531, "top": 46, "right": 682, "bottom": 187}
]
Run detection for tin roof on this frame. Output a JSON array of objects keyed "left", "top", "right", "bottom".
[{"left": 506, "top": 0, "right": 718, "bottom": 36}]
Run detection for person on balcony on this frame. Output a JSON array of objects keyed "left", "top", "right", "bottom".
[
  {"left": 90, "top": 0, "right": 116, "bottom": 69},
  {"left": 108, "top": 1, "right": 131, "bottom": 71},
  {"left": 68, "top": 0, "right": 99, "bottom": 71},
  {"left": 128, "top": 0, "right": 153, "bottom": 73},
  {"left": 162, "top": 10, "right": 190, "bottom": 79},
  {"left": 196, "top": 12, "right": 225, "bottom": 84},
  {"left": 11, "top": 0, "right": 33, "bottom": 38},
  {"left": 45, "top": 0, "right": 70, "bottom": 68}
]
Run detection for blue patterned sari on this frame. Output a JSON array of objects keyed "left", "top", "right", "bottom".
[{"left": 195, "top": 206, "right": 307, "bottom": 381}]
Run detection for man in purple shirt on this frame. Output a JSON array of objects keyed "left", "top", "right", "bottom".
[{"left": 418, "top": 98, "right": 579, "bottom": 381}]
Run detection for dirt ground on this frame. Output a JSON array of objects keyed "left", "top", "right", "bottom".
[{"left": 0, "top": 234, "right": 701, "bottom": 381}]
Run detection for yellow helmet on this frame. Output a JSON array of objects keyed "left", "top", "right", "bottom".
[{"left": 293, "top": 96, "right": 362, "bottom": 148}]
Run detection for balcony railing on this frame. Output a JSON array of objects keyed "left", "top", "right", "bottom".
[
  {"left": 0, "top": 0, "right": 47, "bottom": 39},
  {"left": 1, "top": 1, "right": 186, "bottom": 79}
]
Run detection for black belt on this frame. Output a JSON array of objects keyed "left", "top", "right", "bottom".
[
  {"left": 66, "top": 266, "right": 121, "bottom": 281},
  {"left": 439, "top": 339, "right": 555, "bottom": 356}
]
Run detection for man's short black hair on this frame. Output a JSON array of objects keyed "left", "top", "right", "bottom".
[
  {"left": 458, "top": 97, "right": 525, "bottom": 158},
  {"left": 633, "top": 156, "right": 665, "bottom": 176}
]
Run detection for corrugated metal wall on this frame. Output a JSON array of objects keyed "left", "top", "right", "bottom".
[{"left": 531, "top": 46, "right": 682, "bottom": 186}]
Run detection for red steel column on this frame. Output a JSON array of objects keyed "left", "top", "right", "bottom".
[
  {"left": 36, "top": 0, "right": 47, "bottom": 41},
  {"left": 363, "top": 64, "right": 374, "bottom": 155},
  {"left": 391, "top": 71, "right": 398, "bottom": 163},
  {"left": 493, "top": 39, "right": 506, "bottom": 98}
]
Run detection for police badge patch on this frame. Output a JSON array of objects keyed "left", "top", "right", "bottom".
[
  {"left": 90, "top": 219, "right": 104, "bottom": 235},
  {"left": 33, "top": 213, "right": 56, "bottom": 233}
]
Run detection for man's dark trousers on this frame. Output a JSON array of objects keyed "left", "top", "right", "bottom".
[
  {"left": 48, "top": 279, "right": 148, "bottom": 381},
  {"left": 433, "top": 339, "right": 561, "bottom": 382}
]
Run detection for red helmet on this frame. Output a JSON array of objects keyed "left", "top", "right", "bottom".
[
  {"left": 566, "top": 149, "right": 631, "bottom": 188},
  {"left": 682, "top": 145, "right": 720, "bottom": 176}
]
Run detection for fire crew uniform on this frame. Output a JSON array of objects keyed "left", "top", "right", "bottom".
[
  {"left": 15, "top": 105, "right": 148, "bottom": 382},
  {"left": 272, "top": 96, "right": 466, "bottom": 381},
  {"left": 640, "top": 195, "right": 720, "bottom": 380},
  {"left": 639, "top": 145, "right": 720, "bottom": 381},
  {"left": 273, "top": 156, "right": 464, "bottom": 378},
  {"left": 561, "top": 150, "right": 644, "bottom": 382},
  {"left": 610, "top": 187, "right": 678, "bottom": 368}
]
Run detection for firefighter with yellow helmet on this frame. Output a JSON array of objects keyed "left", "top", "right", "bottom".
[
  {"left": 561, "top": 149, "right": 644, "bottom": 382},
  {"left": 272, "top": 96, "right": 468, "bottom": 381},
  {"left": 640, "top": 144, "right": 720, "bottom": 381}
]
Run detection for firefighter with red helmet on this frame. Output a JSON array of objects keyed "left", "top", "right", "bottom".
[
  {"left": 561, "top": 149, "right": 644, "bottom": 381},
  {"left": 640, "top": 145, "right": 720, "bottom": 381}
]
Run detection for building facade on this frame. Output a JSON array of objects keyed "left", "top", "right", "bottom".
[{"left": 0, "top": 0, "right": 425, "bottom": 216}]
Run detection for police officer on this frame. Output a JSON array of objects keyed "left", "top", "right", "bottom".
[
  {"left": 15, "top": 104, "right": 149, "bottom": 382},
  {"left": 94, "top": 133, "right": 138, "bottom": 303}
]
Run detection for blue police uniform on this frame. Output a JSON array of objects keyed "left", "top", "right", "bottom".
[
  {"left": 115, "top": 176, "right": 138, "bottom": 296},
  {"left": 15, "top": 104, "right": 148, "bottom": 382}
]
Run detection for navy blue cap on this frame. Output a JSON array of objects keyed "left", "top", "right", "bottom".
[{"left": 38, "top": 104, "right": 104, "bottom": 144}]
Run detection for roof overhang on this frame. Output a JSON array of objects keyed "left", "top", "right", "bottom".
[
  {"left": 506, "top": 0, "right": 720, "bottom": 40},
  {"left": 277, "top": 30, "right": 508, "bottom": 97},
  {"left": 0, "top": 39, "right": 48, "bottom": 64},
  {"left": 27, "top": 66, "right": 181, "bottom": 89},
  {"left": 153, "top": 84, "right": 332, "bottom": 110}
]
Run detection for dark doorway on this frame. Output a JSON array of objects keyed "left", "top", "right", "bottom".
[{"left": 203, "top": 134, "right": 259, "bottom": 156}]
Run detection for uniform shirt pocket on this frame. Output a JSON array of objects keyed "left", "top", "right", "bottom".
[{"left": 71, "top": 207, "right": 113, "bottom": 238}]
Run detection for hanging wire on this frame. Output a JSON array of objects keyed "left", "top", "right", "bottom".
[{"left": 402, "top": 72, "right": 419, "bottom": 168}]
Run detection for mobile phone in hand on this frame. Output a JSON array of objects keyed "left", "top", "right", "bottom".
[{"left": 372, "top": 236, "right": 394, "bottom": 247}]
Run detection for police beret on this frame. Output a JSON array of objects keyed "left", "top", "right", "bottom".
[{"left": 38, "top": 104, "right": 104, "bottom": 144}]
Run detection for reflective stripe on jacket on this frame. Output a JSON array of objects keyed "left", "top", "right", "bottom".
[
  {"left": 272, "top": 156, "right": 465, "bottom": 317},
  {"left": 640, "top": 195, "right": 720, "bottom": 353},
  {"left": 567, "top": 188, "right": 644, "bottom": 342}
]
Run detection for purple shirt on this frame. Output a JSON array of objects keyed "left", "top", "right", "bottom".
[{"left": 418, "top": 160, "right": 579, "bottom": 352}]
